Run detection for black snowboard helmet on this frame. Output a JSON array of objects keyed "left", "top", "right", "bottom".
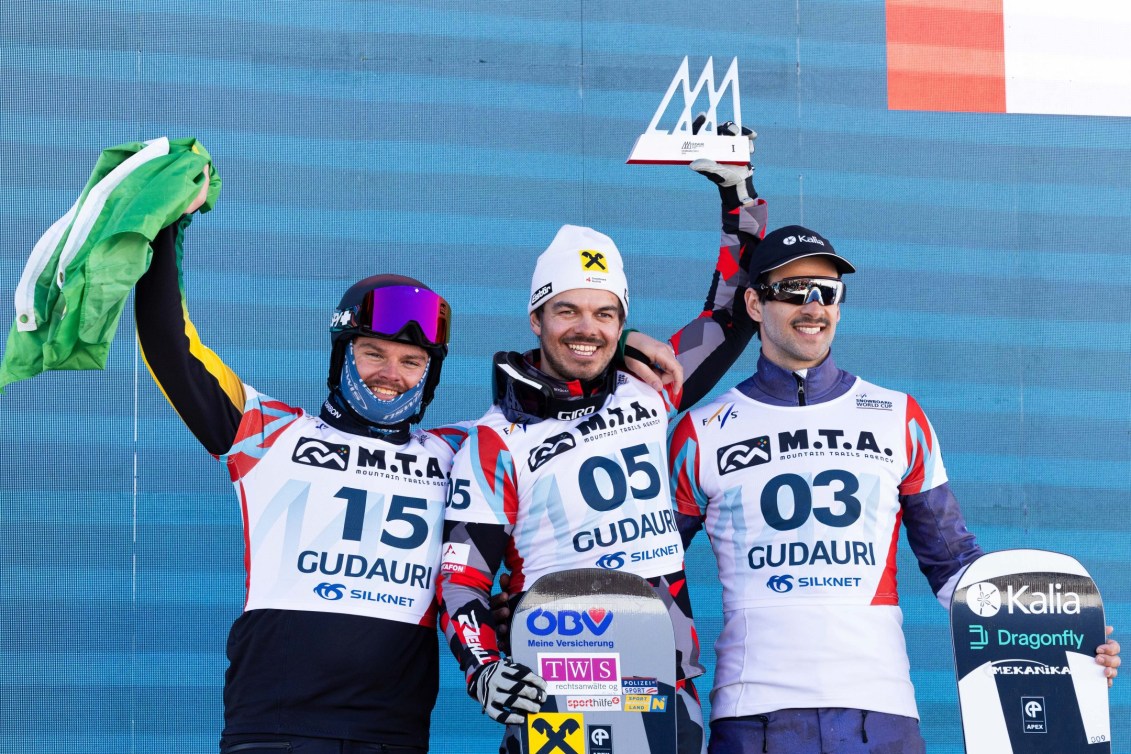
[{"left": 327, "top": 274, "right": 451, "bottom": 426}]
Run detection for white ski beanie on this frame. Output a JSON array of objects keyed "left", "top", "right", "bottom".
[{"left": 527, "top": 224, "right": 630, "bottom": 315}]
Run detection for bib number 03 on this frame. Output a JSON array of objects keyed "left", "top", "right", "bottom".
[{"left": 761, "top": 470, "right": 861, "bottom": 531}]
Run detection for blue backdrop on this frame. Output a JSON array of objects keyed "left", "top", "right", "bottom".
[{"left": 1, "top": 1, "right": 1127, "bottom": 751}]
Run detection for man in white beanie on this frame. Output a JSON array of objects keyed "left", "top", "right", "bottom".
[{"left": 438, "top": 149, "right": 768, "bottom": 753}]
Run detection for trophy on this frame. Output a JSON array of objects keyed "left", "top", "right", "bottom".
[{"left": 626, "top": 57, "right": 749, "bottom": 166}]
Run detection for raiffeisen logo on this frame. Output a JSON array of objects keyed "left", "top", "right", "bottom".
[{"left": 966, "top": 581, "right": 1081, "bottom": 617}]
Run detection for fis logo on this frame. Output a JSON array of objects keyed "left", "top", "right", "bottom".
[
  {"left": 767, "top": 575, "right": 794, "bottom": 593},
  {"left": 579, "top": 249, "right": 608, "bottom": 272},
  {"left": 588, "top": 725, "right": 613, "bottom": 754},
  {"left": 1022, "top": 697, "right": 1047, "bottom": 733},
  {"left": 702, "top": 403, "right": 737, "bottom": 428},
  {"left": 529, "top": 432, "right": 577, "bottom": 471},
  {"left": 596, "top": 551, "right": 625, "bottom": 570},
  {"left": 293, "top": 438, "right": 350, "bottom": 470},
  {"left": 717, "top": 436, "right": 771, "bottom": 474},
  {"left": 314, "top": 582, "right": 345, "bottom": 600}
]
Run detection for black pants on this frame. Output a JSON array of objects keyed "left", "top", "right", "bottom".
[{"left": 220, "top": 734, "right": 426, "bottom": 754}]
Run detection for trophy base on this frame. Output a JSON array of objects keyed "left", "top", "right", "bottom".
[{"left": 626, "top": 131, "right": 749, "bottom": 165}]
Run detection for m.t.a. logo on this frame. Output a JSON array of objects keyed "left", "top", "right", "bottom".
[
  {"left": 529, "top": 432, "right": 577, "bottom": 471},
  {"left": 717, "top": 436, "right": 771, "bottom": 474},
  {"left": 354, "top": 446, "right": 447, "bottom": 481},
  {"left": 292, "top": 438, "right": 350, "bottom": 470}
]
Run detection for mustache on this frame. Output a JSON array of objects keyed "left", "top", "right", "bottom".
[{"left": 790, "top": 314, "right": 831, "bottom": 327}]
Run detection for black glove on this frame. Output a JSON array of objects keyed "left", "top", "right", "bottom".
[{"left": 470, "top": 658, "right": 548, "bottom": 725}]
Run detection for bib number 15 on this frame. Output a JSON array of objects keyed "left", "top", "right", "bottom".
[{"left": 333, "top": 487, "right": 430, "bottom": 549}]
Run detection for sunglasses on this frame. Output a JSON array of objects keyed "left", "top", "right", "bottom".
[
  {"left": 350, "top": 285, "right": 451, "bottom": 347},
  {"left": 755, "top": 276, "right": 846, "bottom": 306}
]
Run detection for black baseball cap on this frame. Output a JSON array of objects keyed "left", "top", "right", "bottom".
[{"left": 747, "top": 224, "right": 856, "bottom": 281}]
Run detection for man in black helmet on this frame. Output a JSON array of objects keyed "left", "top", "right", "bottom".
[
  {"left": 136, "top": 223, "right": 459, "bottom": 750},
  {"left": 133, "top": 172, "right": 682, "bottom": 753}
]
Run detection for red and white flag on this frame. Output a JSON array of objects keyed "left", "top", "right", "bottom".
[{"left": 887, "top": 0, "right": 1131, "bottom": 116}]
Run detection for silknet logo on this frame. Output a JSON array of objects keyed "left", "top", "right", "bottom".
[
  {"left": 965, "top": 581, "right": 1002, "bottom": 617},
  {"left": 767, "top": 574, "right": 794, "bottom": 593},
  {"left": 314, "top": 582, "right": 345, "bottom": 601},
  {"left": 596, "top": 551, "right": 625, "bottom": 570}
]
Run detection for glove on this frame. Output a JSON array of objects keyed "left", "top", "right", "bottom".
[
  {"left": 470, "top": 658, "right": 548, "bottom": 725},
  {"left": 690, "top": 115, "right": 758, "bottom": 207}
]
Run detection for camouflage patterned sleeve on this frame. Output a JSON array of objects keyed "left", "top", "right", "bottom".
[
  {"left": 437, "top": 425, "right": 518, "bottom": 684},
  {"left": 669, "top": 190, "right": 768, "bottom": 411},
  {"left": 668, "top": 412, "right": 707, "bottom": 550}
]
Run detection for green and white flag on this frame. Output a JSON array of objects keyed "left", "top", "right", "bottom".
[{"left": 1, "top": 137, "right": 220, "bottom": 390}]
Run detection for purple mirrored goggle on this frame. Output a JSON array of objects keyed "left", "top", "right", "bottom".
[{"left": 336, "top": 285, "right": 451, "bottom": 347}]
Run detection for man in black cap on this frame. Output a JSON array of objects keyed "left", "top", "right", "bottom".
[{"left": 667, "top": 226, "right": 1121, "bottom": 753}]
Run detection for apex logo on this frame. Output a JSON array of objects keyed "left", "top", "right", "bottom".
[
  {"left": 588, "top": 725, "right": 613, "bottom": 754},
  {"left": 1021, "top": 696, "right": 1047, "bottom": 733},
  {"left": 293, "top": 438, "right": 350, "bottom": 470},
  {"left": 717, "top": 436, "right": 771, "bottom": 474},
  {"left": 529, "top": 432, "right": 577, "bottom": 471}
]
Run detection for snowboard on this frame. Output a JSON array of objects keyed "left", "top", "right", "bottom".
[
  {"left": 511, "top": 568, "right": 678, "bottom": 754},
  {"left": 950, "top": 549, "right": 1110, "bottom": 752}
]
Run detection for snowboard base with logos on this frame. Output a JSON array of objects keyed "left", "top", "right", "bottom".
[
  {"left": 511, "top": 568, "right": 678, "bottom": 754},
  {"left": 950, "top": 549, "right": 1109, "bottom": 752}
]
